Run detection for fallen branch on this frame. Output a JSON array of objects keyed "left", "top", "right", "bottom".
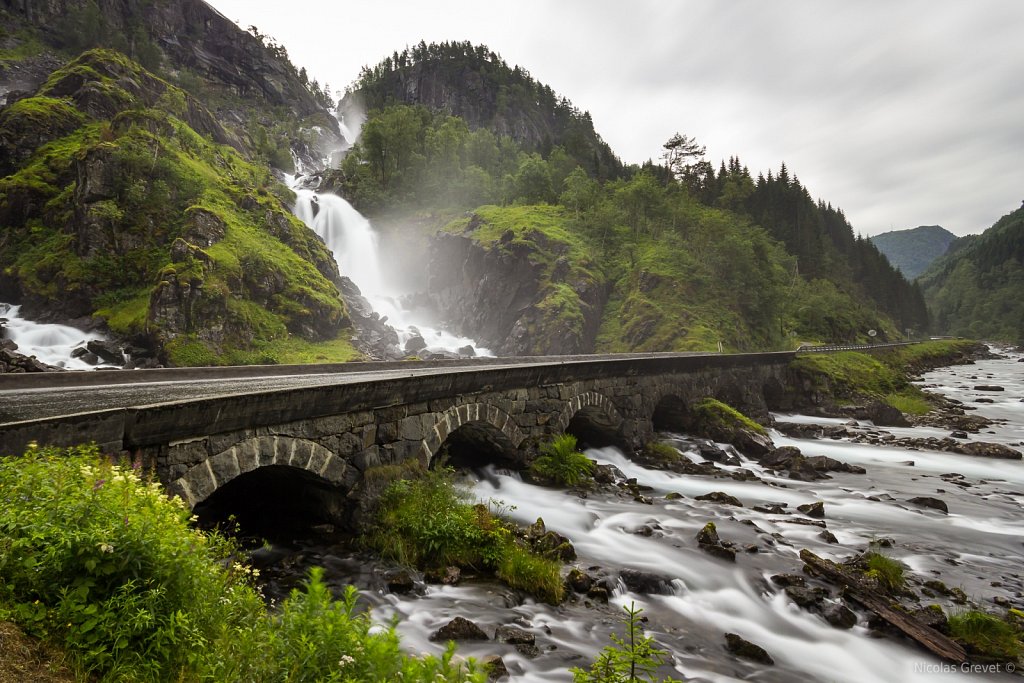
[{"left": 799, "top": 549, "right": 966, "bottom": 663}]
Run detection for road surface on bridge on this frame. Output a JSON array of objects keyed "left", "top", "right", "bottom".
[{"left": 0, "top": 352, "right": 716, "bottom": 425}]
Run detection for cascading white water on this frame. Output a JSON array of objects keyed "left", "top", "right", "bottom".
[
  {"left": 0, "top": 303, "right": 115, "bottom": 370},
  {"left": 291, "top": 184, "right": 490, "bottom": 356}
]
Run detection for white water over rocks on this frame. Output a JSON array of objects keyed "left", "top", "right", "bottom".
[
  {"left": 290, "top": 183, "right": 490, "bottom": 356},
  {"left": 359, "top": 350, "right": 1023, "bottom": 682},
  {"left": 0, "top": 303, "right": 115, "bottom": 370}
]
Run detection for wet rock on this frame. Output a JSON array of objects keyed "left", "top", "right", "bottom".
[
  {"left": 753, "top": 503, "right": 788, "bottom": 515},
  {"left": 566, "top": 567, "right": 594, "bottom": 593},
  {"left": 424, "top": 566, "right": 461, "bottom": 585},
  {"left": 404, "top": 334, "right": 427, "bottom": 354},
  {"left": 664, "top": 491, "right": 683, "bottom": 500},
  {"left": 483, "top": 654, "right": 509, "bottom": 680},
  {"left": 822, "top": 602, "right": 857, "bottom": 629},
  {"left": 697, "top": 522, "right": 737, "bottom": 562},
  {"left": 696, "top": 491, "right": 743, "bottom": 507},
  {"left": 798, "top": 501, "right": 826, "bottom": 518},
  {"left": 724, "top": 633, "right": 774, "bottom": 665},
  {"left": 950, "top": 430, "right": 969, "bottom": 439},
  {"left": 770, "top": 574, "right": 806, "bottom": 588},
  {"left": 908, "top": 496, "right": 948, "bottom": 514},
  {"left": 495, "top": 625, "right": 535, "bottom": 646},
  {"left": 384, "top": 568, "right": 416, "bottom": 594},
  {"left": 457, "top": 344, "right": 476, "bottom": 357},
  {"left": 586, "top": 584, "right": 609, "bottom": 603},
  {"left": 761, "top": 446, "right": 803, "bottom": 468},
  {"left": 957, "top": 441, "right": 1021, "bottom": 460},
  {"left": 620, "top": 569, "right": 675, "bottom": 595},
  {"left": 912, "top": 605, "right": 949, "bottom": 634},
  {"left": 696, "top": 440, "right": 741, "bottom": 465},
  {"left": 785, "top": 585, "right": 829, "bottom": 609},
  {"left": 974, "top": 385, "right": 1004, "bottom": 391},
  {"left": 86, "top": 339, "right": 125, "bottom": 365},
  {"left": 774, "top": 422, "right": 824, "bottom": 439},
  {"left": 593, "top": 462, "right": 624, "bottom": 485},
  {"left": 430, "top": 616, "right": 489, "bottom": 642},
  {"left": 819, "top": 530, "right": 839, "bottom": 544}
]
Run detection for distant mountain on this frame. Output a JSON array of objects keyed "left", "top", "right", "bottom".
[
  {"left": 869, "top": 225, "right": 957, "bottom": 280},
  {"left": 918, "top": 204, "right": 1024, "bottom": 343}
]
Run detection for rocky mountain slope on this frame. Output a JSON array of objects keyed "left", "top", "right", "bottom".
[
  {"left": 870, "top": 225, "right": 957, "bottom": 280},
  {"left": 1, "top": 0, "right": 342, "bottom": 170},
  {"left": 918, "top": 203, "right": 1024, "bottom": 343},
  {"left": 343, "top": 41, "right": 622, "bottom": 180},
  {"left": 0, "top": 49, "right": 357, "bottom": 365}
]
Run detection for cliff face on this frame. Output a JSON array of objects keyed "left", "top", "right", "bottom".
[
  {"left": 1, "top": 0, "right": 341, "bottom": 170},
  {"left": 0, "top": 49, "right": 354, "bottom": 365},
  {"left": 3, "top": 0, "right": 323, "bottom": 114},
  {"left": 425, "top": 207, "right": 608, "bottom": 356}
]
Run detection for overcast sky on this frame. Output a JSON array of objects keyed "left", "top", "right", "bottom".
[{"left": 208, "top": 0, "right": 1023, "bottom": 237}]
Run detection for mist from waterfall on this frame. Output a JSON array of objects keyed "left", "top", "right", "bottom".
[{"left": 291, "top": 186, "right": 489, "bottom": 357}]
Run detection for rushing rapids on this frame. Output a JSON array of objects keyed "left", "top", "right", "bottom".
[
  {"left": 0, "top": 303, "right": 117, "bottom": 370},
  {"left": 245, "top": 348, "right": 1023, "bottom": 681}
]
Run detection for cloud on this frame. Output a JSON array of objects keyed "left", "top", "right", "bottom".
[{"left": 207, "top": 0, "right": 1024, "bottom": 236}]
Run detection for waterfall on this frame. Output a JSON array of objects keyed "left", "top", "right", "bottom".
[
  {"left": 291, "top": 186, "right": 489, "bottom": 357},
  {"left": 0, "top": 303, "right": 115, "bottom": 370}
]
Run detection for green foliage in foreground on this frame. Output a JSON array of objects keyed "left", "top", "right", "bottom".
[
  {"left": 530, "top": 434, "right": 595, "bottom": 487},
  {"left": 0, "top": 444, "right": 484, "bottom": 682},
  {"left": 948, "top": 610, "right": 1023, "bottom": 662},
  {"left": 572, "top": 602, "right": 682, "bottom": 683},
  {"left": 367, "top": 468, "right": 564, "bottom": 603}
]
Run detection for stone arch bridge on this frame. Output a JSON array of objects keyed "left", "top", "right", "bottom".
[{"left": 0, "top": 352, "right": 795, "bottom": 524}]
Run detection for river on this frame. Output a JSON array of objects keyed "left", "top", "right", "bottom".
[{"left": 242, "top": 347, "right": 1022, "bottom": 681}]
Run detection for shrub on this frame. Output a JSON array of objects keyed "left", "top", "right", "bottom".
[
  {"left": 0, "top": 444, "right": 263, "bottom": 680},
  {"left": 530, "top": 434, "right": 595, "bottom": 486},
  {"left": 0, "top": 444, "right": 487, "bottom": 682},
  {"left": 948, "top": 610, "right": 1023, "bottom": 662},
  {"left": 367, "top": 469, "right": 566, "bottom": 603},
  {"left": 497, "top": 546, "right": 565, "bottom": 604},
  {"left": 215, "top": 568, "right": 486, "bottom": 682},
  {"left": 571, "top": 602, "right": 682, "bottom": 682},
  {"left": 864, "top": 552, "right": 905, "bottom": 592},
  {"left": 367, "top": 467, "right": 490, "bottom": 568}
]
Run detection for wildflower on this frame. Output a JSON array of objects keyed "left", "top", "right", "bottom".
[
  {"left": 339, "top": 655, "right": 355, "bottom": 668},
  {"left": 98, "top": 543, "right": 114, "bottom": 553}
]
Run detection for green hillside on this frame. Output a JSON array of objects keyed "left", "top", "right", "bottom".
[
  {"left": 0, "top": 49, "right": 359, "bottom": 365},
  {"left": 918, "top": 203, "right": 1024, "bottom": 343}
]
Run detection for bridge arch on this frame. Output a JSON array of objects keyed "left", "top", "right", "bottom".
[
  {"left": 168, "top": 436, "right": 347, "bottom": 508},
  {"left": 423, "top": 402, "right": 526, "bottom": 468},
  {"left": 651, "top": 392, "right": 691, "bottom": 433},
  {"left": 553, "top": 390, "right": 626, "bottom": 448}
]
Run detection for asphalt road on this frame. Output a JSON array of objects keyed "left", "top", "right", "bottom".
[{"left": 0, "top": 362, "right": 529, "bottom": 424}]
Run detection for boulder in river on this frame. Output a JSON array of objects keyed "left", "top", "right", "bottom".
[
  {"left": 482, "top": 655, "right": 509, "bottom": 680},
  {"left": 430, "top": 616, "right": 489, "bottom": 642},
  {"left": 908, "top": 496, "right": 948, "bottom": 514},
  {"left": 724, "top": 633, "right": 774, "bottom": 665},
  {"left": 798, "top": 501, "right": 826, "bottom": 518},
  {"left": 696, "top": 491, "right": 743, "bottom": 507},
  {"left": 973, "top": 385, "right": 1004, "bottom": 391}
]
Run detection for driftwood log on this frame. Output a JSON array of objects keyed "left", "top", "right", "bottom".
[{"left": 799, "top": 549, "right": 967, "bottom": 663}]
